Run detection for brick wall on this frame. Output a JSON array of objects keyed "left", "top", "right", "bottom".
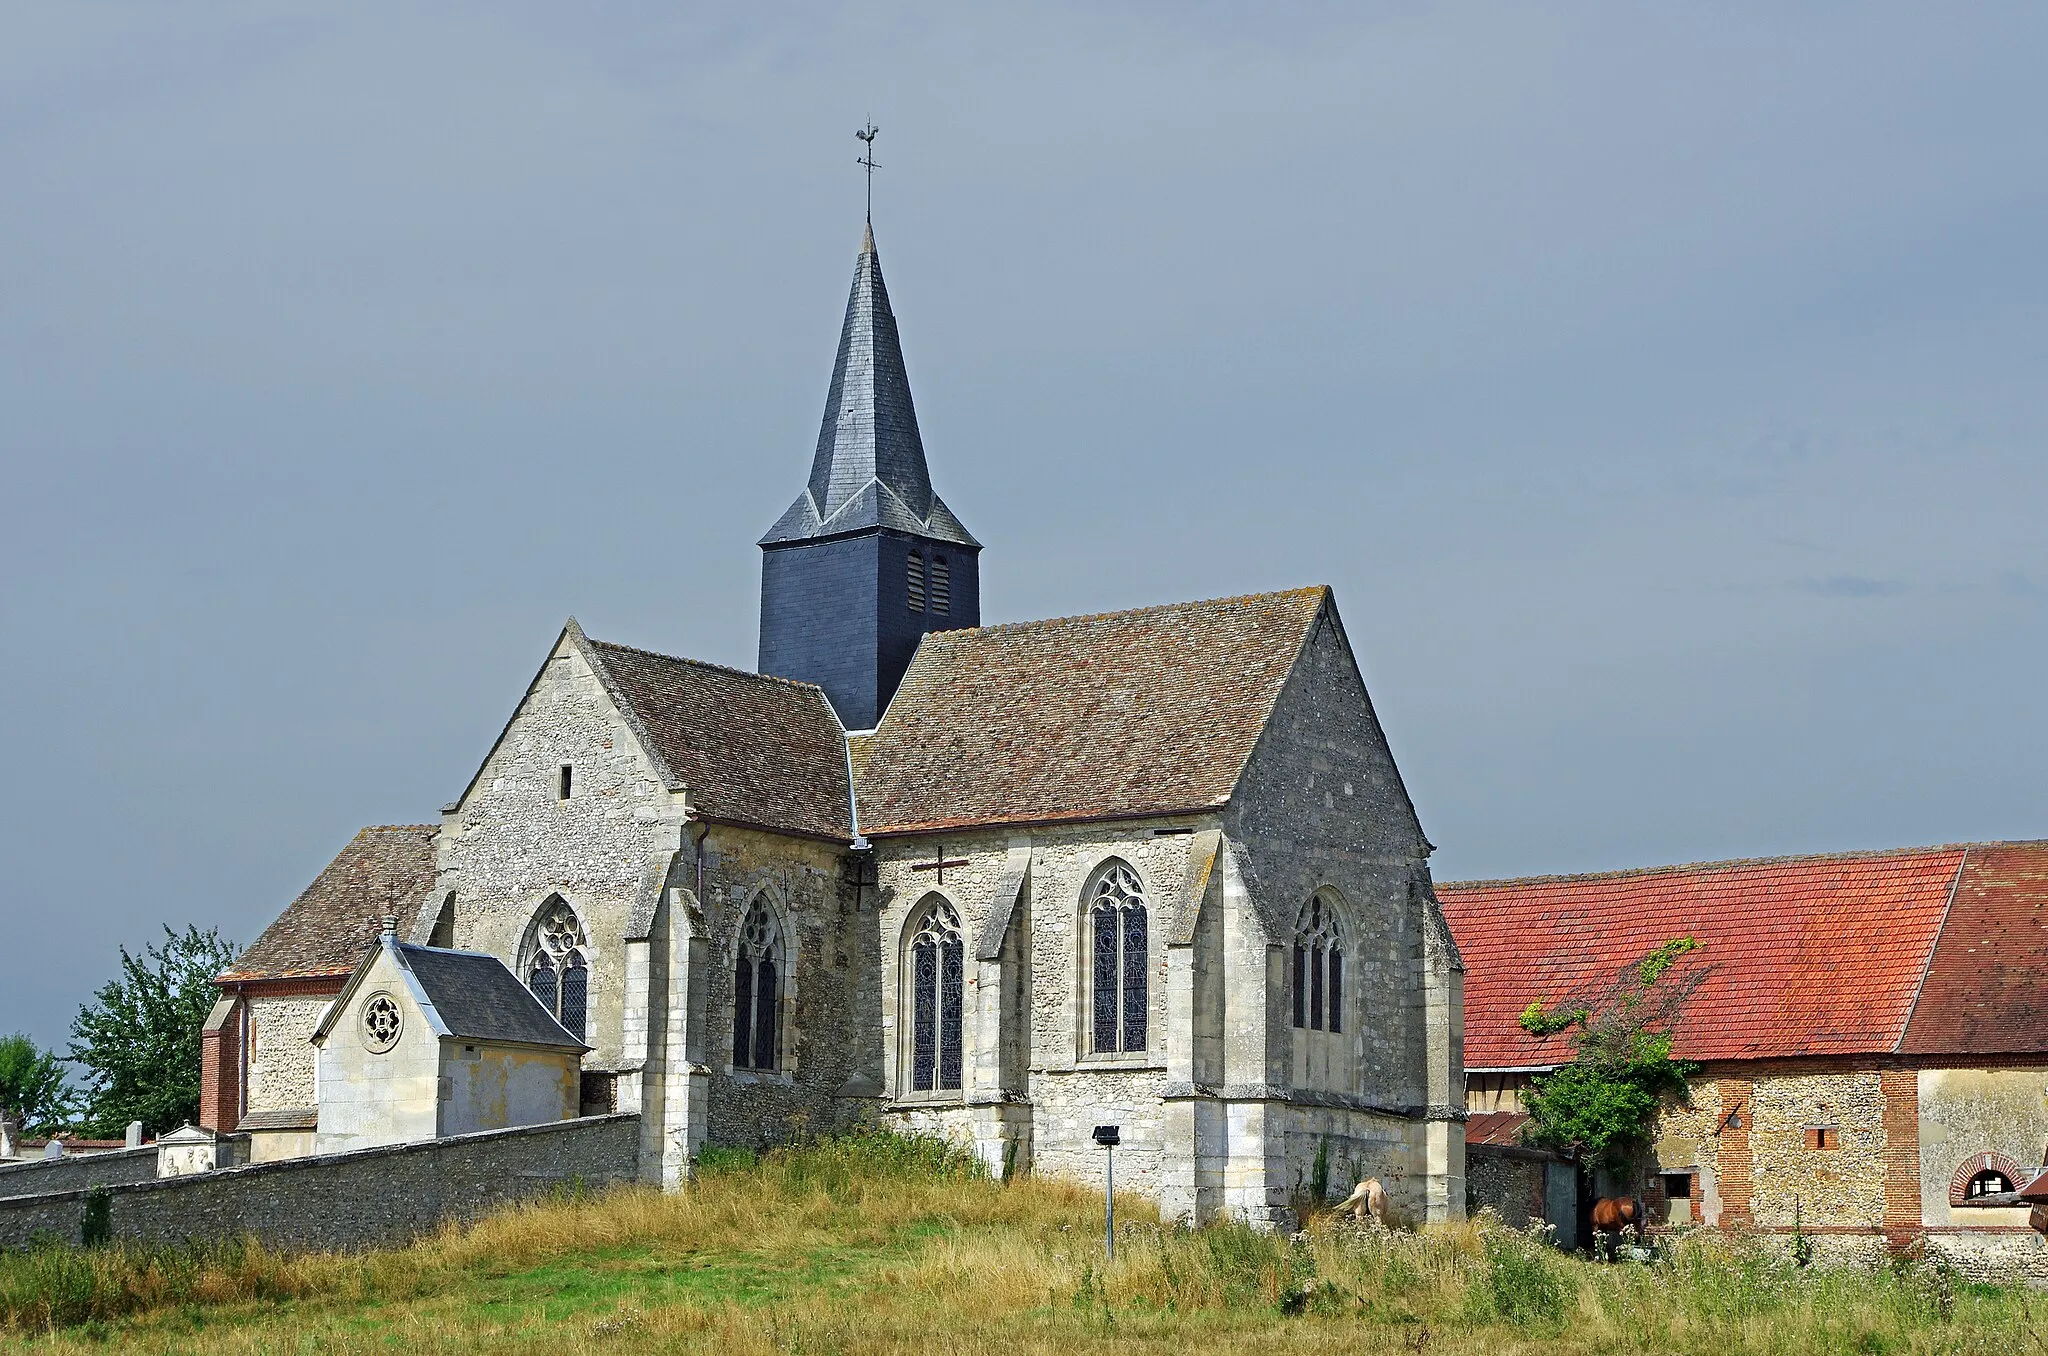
[
  {"left": 0, "top": 1114, "right": 639, "bottom": 1253},
  {"left": 1880, "top": 1068, "right": 1922, "bottom": 1238},
  {"left": 199, "top": 1005, "right": 241, "bottom": 1132},
  {"left": 1717, "top": 1077, "right": 1753, "bottom": 1225}
]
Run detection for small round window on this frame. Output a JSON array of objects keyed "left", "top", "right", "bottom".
[{"left": 361, "top": 993, "right": 402, "bottom": 1053}]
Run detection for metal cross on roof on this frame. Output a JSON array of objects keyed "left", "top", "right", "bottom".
[{"left": 856, "top": 122, "right": 879, "bottom": 221}]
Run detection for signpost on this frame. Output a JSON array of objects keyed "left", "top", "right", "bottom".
[{"left": 1092, "top": 1124, "right": 1120, "bottom": 1258}]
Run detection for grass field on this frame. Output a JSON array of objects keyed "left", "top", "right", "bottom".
[{"left": 3, "top": 1131, "right": 2043, "bottom": 1354}]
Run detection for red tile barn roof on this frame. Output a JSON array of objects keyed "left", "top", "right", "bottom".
[{"left": 1439, "top": 842, "right": 2048, "bottom": 1070}]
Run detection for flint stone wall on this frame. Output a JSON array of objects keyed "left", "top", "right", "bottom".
[
  {"left": 0, "top": 1146, "right": 160, "bottom": 1201},
  {"left": 0, "top": 1114, "right": 638, "bottom": 1253}
]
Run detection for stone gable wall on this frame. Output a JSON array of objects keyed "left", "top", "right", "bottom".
[
  {"left": 440, "top": 639, "right": 687, "bottom": 1073},
  {"left": 1223, "top": 606, "right": 1438, "bottom": 1110},
  {"left": 0, "top": 1115, "right": 639, "bottom": 1254}
]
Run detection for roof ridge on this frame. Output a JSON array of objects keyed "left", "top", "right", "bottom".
[
  {"left": 1439, "top": 839, "right": 2048, "bottom": 891},
  {"left": 586, "top": 637, "right": 829, "bottom": 695},
  {"left": 926, "top": 585, "right": 1328, "bottom": 641},
  {"left": 355, "top": 824, "right": 437, "bottom": 834}
]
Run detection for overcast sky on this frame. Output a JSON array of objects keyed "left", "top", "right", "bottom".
[{"left": 3, "top": 4, "right": 2044, "bottom": 1051}]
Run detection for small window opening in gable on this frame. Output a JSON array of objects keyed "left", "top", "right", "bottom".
[
  {"left": 907, "top": 554, "right": 926, "bottom": 612},
  {"left": 1803, "top": 1125, "right": 1840, "bottom": 1151},
  {"left": 558, "top": 765, "right": 573, "bottom": 801},
  {"left": 929, "top": 556, "right": 950, "bottom": 614},
  {"left": 1965, "top": 1168, "right": 2014, "bottom": 1199}
]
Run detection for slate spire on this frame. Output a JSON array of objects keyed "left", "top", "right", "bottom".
[{"left": 759, "top": 225, "right": 977, "bottom": 547}]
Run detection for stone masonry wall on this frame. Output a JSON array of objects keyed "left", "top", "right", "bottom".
[
  {"left": 1223, "top": 602, "right": 1445, "bottom": 1114},
  {"left": 874, "top": 819, "right": 1207, "bottom": 1193},
  {"left": 0, "top": 1146, "right": 159, "bottom": 1201},
  {"left": 1916, "top": 1065, "right": 2048, "bottom": 1227},
  {"left": 441, "top": 637, "right": 687, "bottom": 1073},
  {"left": 245, "top": 995, "right": 328, "bottom": 1113},
  {"left": 1746, "top": 1070, "right": 1888, "bottom": 1228},
  {"left": 1466, "top": 1145, "right": 1549, "bottom": 1232},
  {"left": 696, "top": 824, "right": 874, "bottom": 1150},
  {"left": 0, "top": 1115, "right": 639, "bottom": 1253}
]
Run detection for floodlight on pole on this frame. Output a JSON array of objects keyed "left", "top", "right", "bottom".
[{"left": 1092, "top": 1124, "right": 1120, "bottom": 1258}]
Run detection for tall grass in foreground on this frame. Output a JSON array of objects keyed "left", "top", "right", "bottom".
[{"left": 5, "top": 1130, "right": 2046, "bottom": 1353}]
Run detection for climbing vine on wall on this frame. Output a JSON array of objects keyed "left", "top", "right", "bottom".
[{"left": 1518, "top": 937, "right": 1704, "bottom": 1169}]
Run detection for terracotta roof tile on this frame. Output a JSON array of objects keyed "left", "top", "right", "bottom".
[
  {"left": 1438, "top": 844, "right": 2023, "bottom": 1068},
  {"left": 1466, "top": 1111, "right": 1531, "bottom": 1147},
  {"left": 585, "top": 640, "right": 853, "bottom": 843},
  {"left": 220, "top": 826, "right": 438, "bottom": 981},
  {"left": 1900, "top": 841, "right": 2048, "bottom": 1056},
  {"left": 855, "top": 588, "right": 1326, "bottom": 835}
]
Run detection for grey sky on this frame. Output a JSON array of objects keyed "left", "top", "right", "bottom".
[{"left": 3, "top": 4, "right": 2044, "bottom": 1051}]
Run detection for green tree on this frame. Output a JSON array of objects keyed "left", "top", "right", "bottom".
[
  {"left": 68, "top": 925, "right": 237, "bottom": 1138},
  {"left": 1519, "top": 938, "right": 1704, "bottom": 1169},
  {"left": 0, "top": 1033, "right": 77, "bottom": 1133}
]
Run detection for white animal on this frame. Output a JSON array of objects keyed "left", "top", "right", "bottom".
[{"left": 1332, "top": 1177, "right": 1386, "bottom": 1225}]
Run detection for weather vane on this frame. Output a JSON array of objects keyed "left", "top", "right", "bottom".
[{"left": 856, "top": 122, "right": 879, "bottom": 222}]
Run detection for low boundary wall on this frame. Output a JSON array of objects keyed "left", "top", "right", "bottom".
[
  {"left": 0, "top": 1146, "right": 161, "bottom": 1200},
  {"left": 1468, "top": 1142, "right": 1579, "bottom": 1249},
  {"left": 0, "top": 1114, "right": 640, "bottom": 1253}
]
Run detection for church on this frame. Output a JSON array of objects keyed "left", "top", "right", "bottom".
[{"left": 199, "top": 220, "right": 1468, "bottom": 1229}]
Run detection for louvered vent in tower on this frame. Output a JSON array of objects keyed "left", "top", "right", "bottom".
[
  {"left": 930, "top": 557, "right": 950, "bottom": 615},
  {"left": 907, "top": 554, "right": 926, "bottom": 612}
]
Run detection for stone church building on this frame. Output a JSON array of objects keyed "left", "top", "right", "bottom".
[{"left": 202, "top": 222, "right": 1467, "bottom": 1228}]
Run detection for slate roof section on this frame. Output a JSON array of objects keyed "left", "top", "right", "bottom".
[
  {"left": 760, "top": 223, "right": 977, "bottom": 549},
  {"left": 220, "top": 826, "right": 439, "bottom": 981},
  {"left": 1440, "top": 841, "right": 2048, "bottom": 1069},
  {"left": 396, "top": 943, "right": 586, "bottom": 1051},
  {"left": 856, "top": 588, "right": 1327, "bottom": 835},
  {"left": 1900, "top": 841, "right": 2048, "bottom": 1056},
  {"left": 582, "top": 637, "right": 854, "bottom": 843}
]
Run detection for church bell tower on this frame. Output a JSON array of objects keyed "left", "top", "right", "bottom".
[{"left": 757, "top": 223, "right": 981, "bottom": 730}]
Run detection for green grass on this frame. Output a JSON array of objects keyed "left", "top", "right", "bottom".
[{"left": 3, "top": 1130, "right": 2044, "bottom": 1353}]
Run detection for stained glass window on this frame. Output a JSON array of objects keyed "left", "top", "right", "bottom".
[
  {"left": 732, "top": 899, "right": 783, "bottom": 1071},
  {"left": 909, "top": 900, "right": 963, "bottom": 1092},
  {"left": 1291, "top": 893, "right": 1346, "bottom": 1034},
  {"left": 523, "top": 898, "right": 588, "bottom": 1040},
  {"left": 1088, "top": 862, "right": 1149, "bottom": 1054}
]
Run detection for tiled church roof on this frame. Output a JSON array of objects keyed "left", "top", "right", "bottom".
[
  {"left": 856, "top": 588, "right": 1326, "bottom": 835},
  {"left": 221, "top": 825, "right": 438, "bottom": 981},
  {"left": 584, "top": 638, "right": 854, "bottom": 843},
  {"left": 1440, "top": 840, "right": 2048, "bottom": 1069}
]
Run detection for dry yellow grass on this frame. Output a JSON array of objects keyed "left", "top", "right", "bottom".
[{"left": 4, "top": 1132, "right": 2044, "bottom": 1354}]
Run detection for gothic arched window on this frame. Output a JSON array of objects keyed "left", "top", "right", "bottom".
[
  {"left": 1292, "top": 893, "right": 1345, "bottom": 1033},
  {"left": 731, "top": 898, "right": 784, "bottom": 1071},
  {"left": 907, "top": 898, "right": 963, "bottom": 1092},
  {"left": 1089, "top": 862, "right": 1149, "bottom": 1054},
  {"left": 523, "top": 897, "right": 589, "bottom": 1041}
]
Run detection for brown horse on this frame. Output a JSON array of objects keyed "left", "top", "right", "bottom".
[
  {"left": 1590, "top": 1196, "right": 1643, "bottom": 1232},
  {"left": 1333, "top": 1177, "right": 1387, "bottom": 1225}
]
